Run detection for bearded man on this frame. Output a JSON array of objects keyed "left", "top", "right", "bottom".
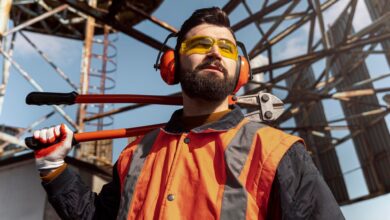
[{"left": 31, "top": 7, "right": 344, "bottom": 220}]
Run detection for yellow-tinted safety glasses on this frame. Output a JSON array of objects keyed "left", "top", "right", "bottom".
[{"left": 179, "top": 36, "right": 238, "bottom": 60}]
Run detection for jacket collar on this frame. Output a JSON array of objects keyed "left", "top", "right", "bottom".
[{"left": 163, "top": 105, "right": 244, "bottom": 134}]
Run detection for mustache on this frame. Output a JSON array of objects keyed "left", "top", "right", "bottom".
[{"left": 194, "top": 59, "right": 228, "bottom": 76}]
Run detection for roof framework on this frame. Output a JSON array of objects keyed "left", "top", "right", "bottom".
[{"left": 0, "top": 0, "right": 390, "bottom": 205}]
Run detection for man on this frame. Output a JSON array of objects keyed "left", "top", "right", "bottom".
[{"left": 32, "top": 7, "right": 344, "bottom": 220}]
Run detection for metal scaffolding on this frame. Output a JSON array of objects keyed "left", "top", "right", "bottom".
[{"left": 0, "top": 0, "right": 390, "bottom": 205}]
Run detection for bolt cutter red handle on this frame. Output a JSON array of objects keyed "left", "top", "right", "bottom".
[
  {"left": 25, "top": 123, "right": 165, "bottom": 150},
  {"left": 26, "top": 91, "right": 183, "bottom": 105}
]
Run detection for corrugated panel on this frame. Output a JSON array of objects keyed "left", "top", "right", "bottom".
[
  {"left": 328, "top": 9, "right": 390, "bottom": 195},
  {"left": 286, "top": 67, "right": 349, "bottom": 203},
  {"left": 365, "top": 0, "right": 390, "bottom": 66}
]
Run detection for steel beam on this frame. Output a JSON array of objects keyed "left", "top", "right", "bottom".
[
  {"left": 0, "top": 0, "right": 13, "bottom": 115},
  {"left": 222, "top": 0, "right": 241, "bottom": 15},
  {"left": 250, "top": 0, "right": 299, "bottom": 57},
  {"left": 0, "top": 47, "right": 79, "bottom": 130},
  {"left": 19, "top": 31, "right": 79, "bottom": 90},
  {"left": 319, "top": 110, "right": 390, "bottom": 154},
  {"left": 312, "top": 0, "right": 330, "bottom": 49},
  {"left": 0, "top": 131, "right": 27, "bottom": 149},
  {"left": 0, "top": 110, "right": 56, "bottom": 149},
  {"left": 3, "top": 4, "right": 69, "bottom": 36},
  {"left": 127, "top": 4, "right": 177, "bottom": 33},
  {"left": 249, "top": 0, "right": 337, "bottom": 58},
  {"left": 252, "top": 31, "right": 390, "bottom": 77},
  {"left": 77, "top": 0, "right": 96, "bottom": 132},
  {"left": 37, "top": 1, "right": 83, "bottom": 37},
  {"left": 267, "top": 37, "right": 387, "bottom": 125},
  {"left": 58, "top": 0, "right": 171, "bottom": 51},
  {"left": 0, "top": 32, "right": 15, "bottom": 115},
  {"left": 231, "top": 0, "right": 290, "bottom": 32}
]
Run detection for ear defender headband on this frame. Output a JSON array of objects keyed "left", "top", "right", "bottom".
[{"left": 154, "top": 33, "right": 253, "bottom": 94}]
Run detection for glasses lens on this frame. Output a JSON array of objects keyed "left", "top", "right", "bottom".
[
  {"left": 217, "top": 39, "right": 237, "bottom": 58},
  {"left": 181, "top": 36, "right": 238, "bottom": 60},
  {"left": 187, "top": 37, "right": 213, "bottom": 50}
]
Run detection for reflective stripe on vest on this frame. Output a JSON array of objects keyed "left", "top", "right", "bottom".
[
  {"left": 117, "top": 129, "right": 160, "bottom": 220},
  {"left": 220, "top": 121, "right": 265, "bottom": 220}
]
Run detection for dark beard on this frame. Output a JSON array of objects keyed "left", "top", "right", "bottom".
[{"left": 179, "top": 59, "right": 236, "bottom": 101}]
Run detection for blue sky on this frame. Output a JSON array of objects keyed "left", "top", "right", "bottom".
[{"left": 1, "top": 0, "right": 390, "bottom": 219}]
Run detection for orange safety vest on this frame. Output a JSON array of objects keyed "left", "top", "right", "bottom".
[{"left": 116, "top": 116, "right": 301, "bottom": 220}]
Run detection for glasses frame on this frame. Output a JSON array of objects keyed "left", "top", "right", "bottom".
[{"left": 179, "top": 35, "right": 239, "bottom": 60}]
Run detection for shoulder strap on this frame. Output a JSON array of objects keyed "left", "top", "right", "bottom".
[
  {"left": 117, "top": 128, "right": 160, "bottom": 220},
  {"left": 221, "top": 121, "right": 265, "bottom": 220}
]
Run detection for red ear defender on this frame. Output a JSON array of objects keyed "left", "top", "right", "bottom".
[
  {"left": 154, "top": 33, "right": 178, "bottom": 85},
  {"left": 232, "top": 56, "right": 250, "bottom": 94},
  {"left": 159, "top": 49, "right": 177, "bottom": 85}
]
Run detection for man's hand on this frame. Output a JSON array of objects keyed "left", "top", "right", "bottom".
[{"left": 33, "top": 124, "right": 73, "bottom": 171}]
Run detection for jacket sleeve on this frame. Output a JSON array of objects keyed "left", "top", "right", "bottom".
[
  {"left": 271, "top": 142, "right": 345, "bottom": 220},
  {"left": 42, "top": 162, "right": 121, "bottom": 220}
]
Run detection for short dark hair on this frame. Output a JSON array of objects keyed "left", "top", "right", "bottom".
[
  {"left": 176, "top": 7, "right": 234, "bottom": 50},
  {"left": 175, "top": 7, "right": 235, "bottom": 76}
]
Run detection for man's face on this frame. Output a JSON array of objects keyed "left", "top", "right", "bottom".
[{"left": 179, "top": 24, "right": 237, "bottom": 101}]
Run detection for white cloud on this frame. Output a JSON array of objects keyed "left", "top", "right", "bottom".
[
  {"left": 13, "top": 31, "right": 81, "bottom": 65},
  {"left": 277, "top": 37, "right": 307, "bottom": 60}
]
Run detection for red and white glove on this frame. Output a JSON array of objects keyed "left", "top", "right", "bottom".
[{"left": 33, "top": 124, "right": 73, "bottom": 171}]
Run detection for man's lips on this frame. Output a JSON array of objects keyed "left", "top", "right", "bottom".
[
  {"left": 196, "top": 60, "right": 228, "bottom": 76},
  {"left": 202, "top": 65, "right": 223, "bottom": 72}
]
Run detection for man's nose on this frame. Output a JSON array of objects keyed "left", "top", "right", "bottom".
[{"left": 207, "top": 45, "right": 222, "bottom": 60}]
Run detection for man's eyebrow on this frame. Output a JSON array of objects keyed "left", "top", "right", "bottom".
[{"left": 218, "top": 38, "right": 237, "bottom": 45}]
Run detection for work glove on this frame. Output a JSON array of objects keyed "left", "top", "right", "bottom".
[{"left": 33, "top": 124, "right": 73, "bottom": 171}]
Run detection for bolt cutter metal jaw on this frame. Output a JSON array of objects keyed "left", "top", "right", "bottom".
[{"left": 234, "top": 92, "right": 284, "bottom": 122}]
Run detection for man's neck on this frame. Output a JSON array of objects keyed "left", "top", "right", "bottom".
[{"left": 182, "top": 92, "right": 229, "bottom": 117}]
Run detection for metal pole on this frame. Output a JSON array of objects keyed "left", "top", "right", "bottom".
[
  {"left": 0, "top": 48, "right": 79, "bottom": 129},
  {"left": 59, "top": 0, "right": 170, "bottom": 51},
  {"left": 75, "top": 0, "right": 96, "bottom": 161},
  {"left": 3, "top": 4, "right": 69, "bottom": 36},
  {"left": 127, "top": 4, "right": 177, "bottom": 33},
  {"left": 77, "top": 0, "right": 96, "bottom": 132},
  {"left": 18, "top": 31, "right": 79, "bottom": 90},
  {"left": 97, "top": 25, "right": 110, "bottom": 131},
  {"left": 0, "top": 111, "right": 56, "bottom": 150},
  {"left": 0, "top": 0, "right": 12, "bottom": 40},
  {"left": 222, "top": 0, "right": 241, "bottom": 15},
  {"left": 0, "top": 0, "right": 12, "bottom": 115},
  {"left": 231, "top": 0, "right": 290, "bottom": 31},
  {"left": 249, "top": 0, "right": 338, "bottom": 58},
  {"left": 252, "top": 31, "right": 390, "bottom": 76}
]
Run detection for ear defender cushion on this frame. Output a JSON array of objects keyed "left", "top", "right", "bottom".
[
  {"left": 233, "top": 56, "right": 250, "bottom": 94},
  {"left": 159, "top": 49, "right": 177, "bottom": 85}
]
